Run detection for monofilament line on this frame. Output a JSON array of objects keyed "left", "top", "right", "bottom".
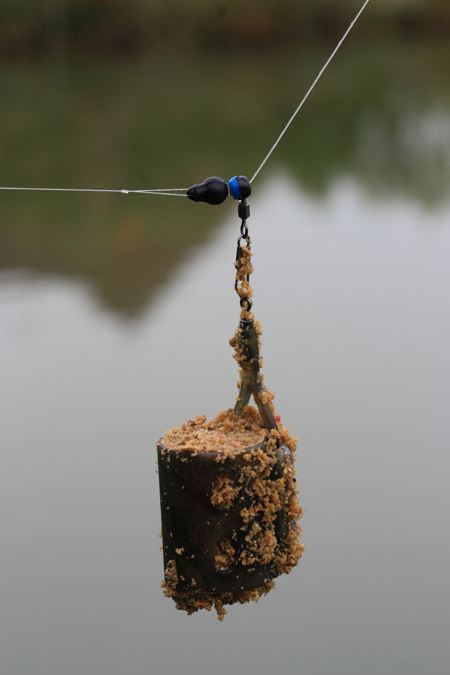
[
  {"left": 249, "top": 0, "right": 372, "bottom": 184},
  {"left": 0, "top": 186, "right": 188, "bottom": 197}
]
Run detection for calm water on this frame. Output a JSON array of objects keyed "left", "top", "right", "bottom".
[{"left": 1, "top": 43, "right": 450, "bottom": 675}]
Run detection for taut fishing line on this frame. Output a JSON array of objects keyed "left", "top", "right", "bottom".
[
  {"left": 0, "top": 0, "right": 371, "bottom": 202},
  {"left": 2, "top": 1, "right": 373, "bottom": 620},
  {"left": 0, "top": 186, "right": 187, "bottom": 197},
  {"left": 250, "top": 0, "right": 372, "bottom": 183}
]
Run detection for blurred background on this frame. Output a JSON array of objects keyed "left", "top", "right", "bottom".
[{"left": 1, "top": 2, "right": 449, "bottom": 675}]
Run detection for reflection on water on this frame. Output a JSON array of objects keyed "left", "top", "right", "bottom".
[
  {"left": 1, "top": 176, "right": 450, "bottom": 675},
  {"left": 1, "top": 40, "right": 450, "bottom": 316}
]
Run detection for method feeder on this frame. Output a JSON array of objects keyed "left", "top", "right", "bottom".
[{"left": 157, "top": 170, "right": 302, "bottom": 619}]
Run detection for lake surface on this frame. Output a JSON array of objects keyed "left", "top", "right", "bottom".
[{"left": 1, "top": 42, "right": 450, "bottom": 675}]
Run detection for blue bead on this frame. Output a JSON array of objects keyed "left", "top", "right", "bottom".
[{"left": 228, "top": 176, "right": 242, "bottom": 200}]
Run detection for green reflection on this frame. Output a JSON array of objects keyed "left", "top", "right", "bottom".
[{"left": 0, "top": 40, "right": 449, "bottom": 316}]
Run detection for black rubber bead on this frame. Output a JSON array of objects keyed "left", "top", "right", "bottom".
[{"left": 187, "top": 177, "right": 229, "bottom": 205}]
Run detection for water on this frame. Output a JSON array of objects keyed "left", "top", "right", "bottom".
[{"left": 1, "top": 43, "right": 450, "bottom": 675}]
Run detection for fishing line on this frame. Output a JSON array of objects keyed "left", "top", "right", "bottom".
[
  {"left": 250, "top": 0, "right": 372, "bottom": 183},
  {"left": 0, "top": 186, "right": 187, "bottom": 197},
  {"left": 0, "top": 0, "right": 371, "bottom": 202}
]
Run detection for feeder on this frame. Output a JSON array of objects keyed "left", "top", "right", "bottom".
[{"left": 157, "top": 183, "right": 304, "bottom": 619}]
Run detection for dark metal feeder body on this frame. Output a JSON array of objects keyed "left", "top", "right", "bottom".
[{"left": 157, "top": 439, "right": 293, "bottom": 596}]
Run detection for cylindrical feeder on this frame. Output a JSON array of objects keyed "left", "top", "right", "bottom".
[
  {"left": 156, "top": 198, "right": 303, "bottom": 619},
  {"left": 157, "top": 433, "right": 301, "bottom": 618}
]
